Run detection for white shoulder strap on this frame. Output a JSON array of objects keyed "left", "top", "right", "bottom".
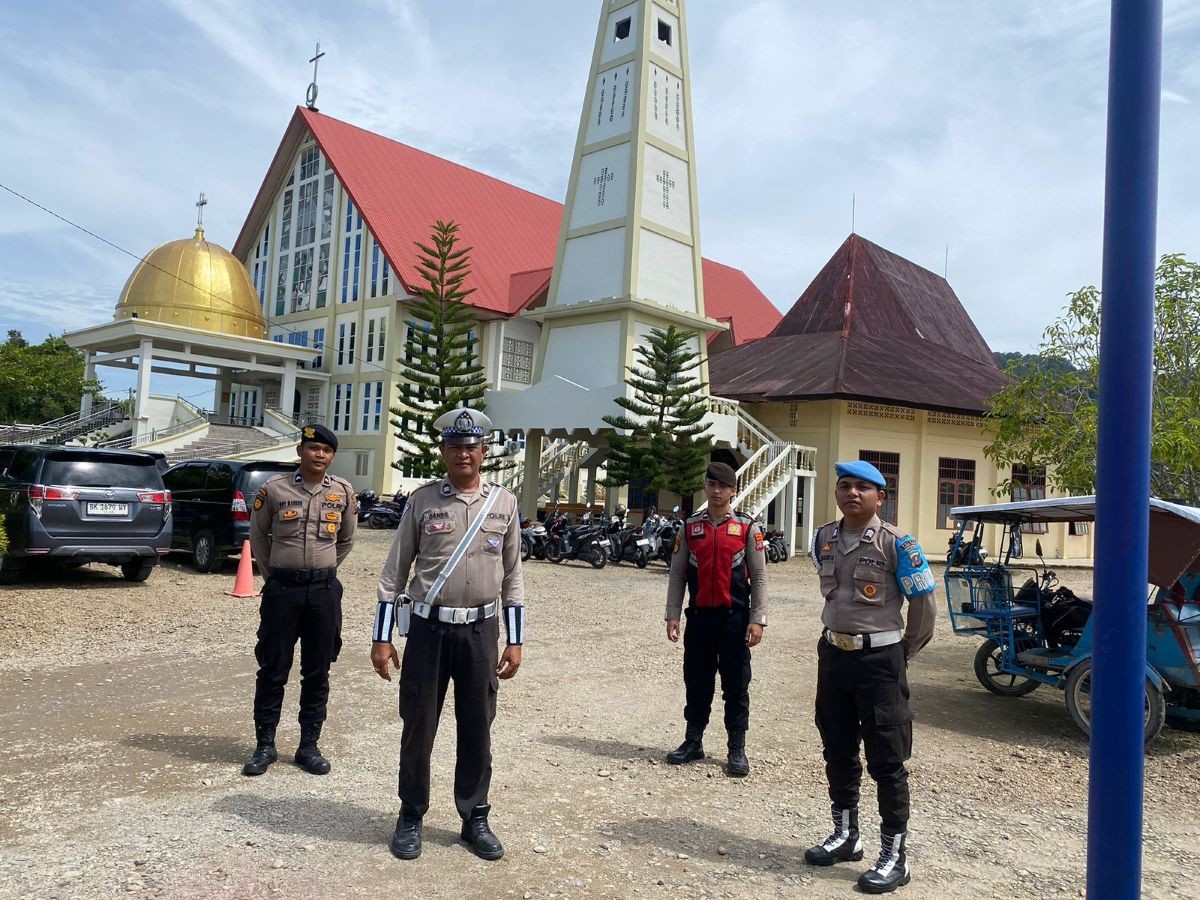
[{"left": 424, "top": 486, "right": 504, "bottom": 606}]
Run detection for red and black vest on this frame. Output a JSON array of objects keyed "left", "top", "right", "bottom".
[{"left": 684, "top": 512, "right": 755, "bottom": 609}]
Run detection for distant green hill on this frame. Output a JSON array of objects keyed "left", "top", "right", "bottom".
[{"left": 993, "top": 352, "right": 1076, "bottom": 378}]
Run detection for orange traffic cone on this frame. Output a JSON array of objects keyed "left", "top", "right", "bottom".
[{"left": 225, "top": 539, "right": 261, "bottom": 598}]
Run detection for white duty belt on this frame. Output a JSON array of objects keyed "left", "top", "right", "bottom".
[
  {"left": 823, "top": 628, "right": 903, "bottom": 651},
  {"left": 413, "top": 600, "right": 499, "bottom": 624}
]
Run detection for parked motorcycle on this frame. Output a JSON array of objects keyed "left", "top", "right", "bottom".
[
  {"left": 521, "top": 518, "right": 551, "bottom": 561},
  {"left": 765, "top": 529, "right": 789, "bottom": 563},
  {"left": 366, "top": 493, "right": 407, "bottom": 529},
  {"left": 545, "top": 514, "right": 608, "bottom": 568},
  {"left": 356, "top": 490, "right": 380, "bottom": 523}
]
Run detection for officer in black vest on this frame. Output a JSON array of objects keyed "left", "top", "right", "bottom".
[{"left": 664, "top": 462, "right": 768, "bottom": 776}]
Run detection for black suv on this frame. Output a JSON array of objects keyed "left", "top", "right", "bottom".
[
  {"left": 0, "top": 444, "right": 172, "bottom": 584},
  {"left": 162, "top": 459, "right": 296, "bottom": 572}
]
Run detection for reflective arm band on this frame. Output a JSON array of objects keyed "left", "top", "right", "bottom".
[
  {"left": 504, "top": 604, "right": 525, "bottom": 646},
  {"left": 373, "top": 600, "right": 396, "bottom": 643}
]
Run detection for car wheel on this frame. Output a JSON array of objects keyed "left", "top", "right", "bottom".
[
  {"left": 0, "top": 556, "right": 24, "bottom": 585},
  {"left": 192, "top": 528, "right": 223, "bottom": 573},
  {"left": 121, "top": 559, "right": 156, "bottom": 583}
]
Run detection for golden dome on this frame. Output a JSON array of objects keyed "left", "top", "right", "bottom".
[{"left": 114, "top": 227, "right": 267, "bottom": 339}]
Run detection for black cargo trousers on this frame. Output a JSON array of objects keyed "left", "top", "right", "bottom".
[
  {"left": 397, "top": 610, "right": 500, "bottom": 821},
  {"left": 814, "top": 638, "right": 913, "bottom": 834},
  {"left": 252, "top": 573, "right": 344, "bottom": 729},
  {"left": 682, "top": 605, "right": 752, "bottom": 733}
]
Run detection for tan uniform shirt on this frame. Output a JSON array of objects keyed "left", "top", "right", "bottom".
[
  {"left": 249, "top": 471, "right": 357, "bottom": 576},
  {"left": 665, "top": 509, "right": 769, "bottom": 626},
  {"left": 812, "top": 514, "right": 937, "bottom": 657},
  {"left": 375, "top": 478, "right": 525, "bottom": 609}
]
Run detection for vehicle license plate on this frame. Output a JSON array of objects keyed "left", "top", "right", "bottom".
[
  {"left": 637, "top": 539, "right": 650, "bottom": 547},
  {"left": 599, "top": 539, "right": 610, "bottom": 547},
  {"left": 87, "top": 502, "right": 129, "bottom": 516}
]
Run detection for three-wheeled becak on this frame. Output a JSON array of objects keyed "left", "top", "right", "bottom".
[{"left": 944, "top": 495, "right": 1200, "bottom": 745}]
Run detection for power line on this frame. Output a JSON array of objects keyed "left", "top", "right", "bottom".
[{"left": 0, "top": 179, "right": 416, "bottom": 383}]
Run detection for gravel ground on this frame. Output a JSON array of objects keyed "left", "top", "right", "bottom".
[{"left": 1, "top": 530, "right": 1199, "bottom": 900}]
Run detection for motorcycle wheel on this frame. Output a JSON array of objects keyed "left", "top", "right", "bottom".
[
  {"left": 545, "top": 540, "right": 564, "bottom": 563},
  {"left": 520, "top": 538, "right": 531, "bottom": 562},
  {"left": 767, "top": 545, "right": 780, "bottom": 563},
  {"left": 778, "top": 544, "right": 789, "bottom": 561},
  {"left": 1065, "top": 658, "right": 1166, "bottom": 744},
  {"left": 635, "top": 548, "right": 648, "bottom": 569},
  {"left": 608, "top": 541, "right": 621, "bottom": 563},
  {"left": 973, "top": 639, "right": 1041, "bottom": 697},
  {"left": 588, "top": 543, "right": 607, "bottom": 569},
  {"left": 368, "top": 513, "right": 392, "bottom": 529}
]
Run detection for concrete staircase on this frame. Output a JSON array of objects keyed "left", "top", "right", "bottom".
[{"left": 165, "top": 424, "right": 284, "bottom": 463}]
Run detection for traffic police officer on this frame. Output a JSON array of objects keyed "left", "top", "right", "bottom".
[
  {"left": 371, "top": 408, "right": 525, "bottom": 862},
  {"left": 664, "top": 461, "right": 767, "bottom": 777},
  {"left": 243, "top": 423, "right": 356, "bottom": 777},
  {"left": 804, "top": 460, "right": 936, "bottom": 894}
]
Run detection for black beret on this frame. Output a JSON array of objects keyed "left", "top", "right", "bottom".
[
  {"left": 299, "top": 423, "right": 338, "bottom": 452},
  {"left": 706, "top": 462, "right": 738, "bottom": 489}
]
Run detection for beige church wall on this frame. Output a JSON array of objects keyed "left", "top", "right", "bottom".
[{"left": 572, "top": 146, "right": 632, "bottom": 229}]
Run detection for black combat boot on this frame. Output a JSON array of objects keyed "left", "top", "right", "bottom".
[
  {"left": 460, "top": 804, "right": 504, "bottom": 860},
  {"left": 390, "top": 806, "right": 423, "bottom": 860},
  {"left": 726, "top": 730, "right": 750, "bottom": 777},
  {"left": 804, "top": 806, "right": 864, "bottom": 865},
  {"left": 666, "top": 724, "right": 705, "bottom": 765},
  {"left": 857, "top": 831, "right": 911, "bottom": 894},
  {"left": 241, "top": 724, "right": 278, "bottom": 777},
  {"left": 294, "top": 724, "right": 331, "bottom": 775}
]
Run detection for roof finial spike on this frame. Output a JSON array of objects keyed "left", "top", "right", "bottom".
[{"left": 851, "top": 192, "right": 856, "bottom": 235}]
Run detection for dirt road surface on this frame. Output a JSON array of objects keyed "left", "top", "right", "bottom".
[{"left": 2, "top": 530, "right": 1198, "bottom": 899}]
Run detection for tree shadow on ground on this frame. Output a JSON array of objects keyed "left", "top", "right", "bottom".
[
  {"left": 615, "top": 815, "right": 859, "bottom": 887},
  {"left": 211, "top": 793, "right": 464, "bottom": 847},
  {"left": 122, "top": 733, "right": 248, "bottom": 765}
]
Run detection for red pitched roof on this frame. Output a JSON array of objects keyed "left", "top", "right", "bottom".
[
  {"left": 710, "top": 234, "right": 1006, "bottom": 413},
  {"left": 234, "top": 108, "right": 781, "bottom": 342}
]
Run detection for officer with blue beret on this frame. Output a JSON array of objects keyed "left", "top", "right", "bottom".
[{"left": 803, "top": 460, "right": 937, "bottom": 894}]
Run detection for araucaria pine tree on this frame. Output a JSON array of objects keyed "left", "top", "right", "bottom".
[
  {"left": 602, "top": 325, "right": 714, "bottom": 506},
  {"left": 390, "top": 221, "right": 489, "bottom": 480}
]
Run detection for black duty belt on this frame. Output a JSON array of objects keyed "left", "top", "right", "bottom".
[{"left": 270, "top": 567, "right": 337, "bottom": 585}]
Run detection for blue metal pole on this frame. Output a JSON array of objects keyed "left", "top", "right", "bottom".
[{"left": 1089, "top": 1, "right": 1161, "bottom": 897}]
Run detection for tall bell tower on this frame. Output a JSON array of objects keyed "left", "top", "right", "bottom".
[{"left": 488, "top": 0, "right": 725, "bottom": 440}]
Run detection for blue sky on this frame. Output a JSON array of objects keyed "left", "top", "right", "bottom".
[{"left": 2, "top": 0, "right": 1199, "bottom": 402}]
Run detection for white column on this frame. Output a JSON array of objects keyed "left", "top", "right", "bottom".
[
  {"left": 567, "top": 464, "right": 580, "bottom": 505},
  {"left": 134, "top": 339, "right": 153, "bottom": 439},
  {"left": 520, "top": 430, "right": 542, "bottom": 519},
  {"left": 783, "top": 471, "right": 799, "bottom": 555},
  {"left": 80, "top": 352, "right": 96, "bottom": 415},
  {"left": 801, "top": 474, "right": 817, "bottom": 555},
  {"left": 585, "top": 466, "right": 598, "bottom": 507},
  {"left": 280, "top": 360, "right": 298, "bottom": 422}
]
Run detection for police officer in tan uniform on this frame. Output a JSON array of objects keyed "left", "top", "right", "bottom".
[
  {"left": 371, "top": 408, "right": 524, "bottom": 862},
  {"left": 664, "top": 462, "right": 768, "bottom": 777},
  {"left": 804, "top": 460, "right": 936, "bottom": 894},
  {"left": 243, "top": 424, "right": 356, "bottom": 778}
]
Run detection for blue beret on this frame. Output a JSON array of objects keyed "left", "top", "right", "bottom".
[{"left": 834, "top": 460, "right": 887, "bottom": 488}]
